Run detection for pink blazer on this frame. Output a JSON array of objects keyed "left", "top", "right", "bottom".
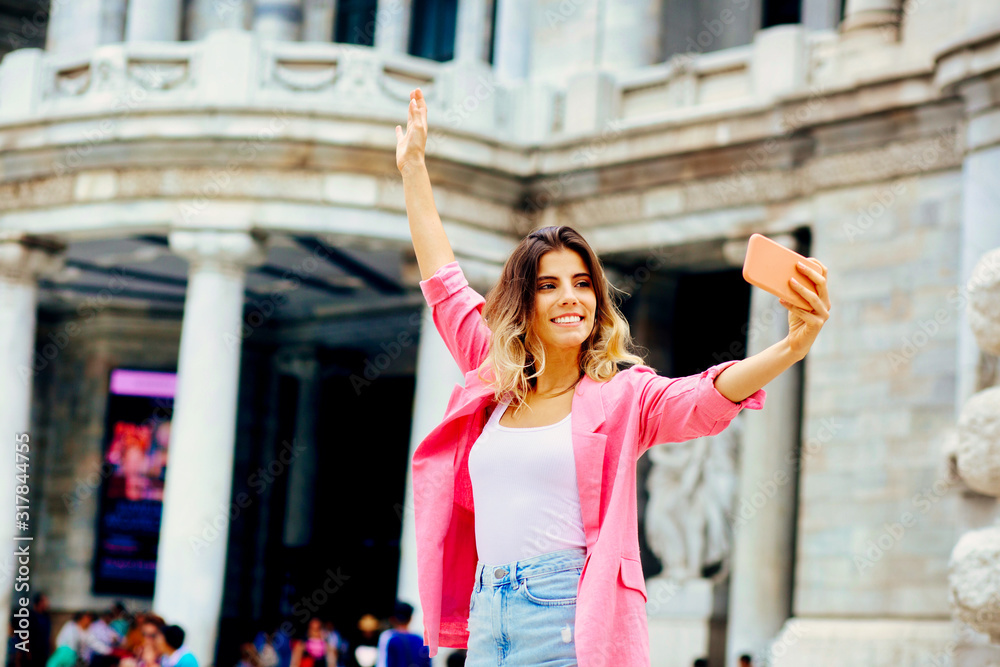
[{"left": 413, "top": 260, "right": 766, "bottom": 666}]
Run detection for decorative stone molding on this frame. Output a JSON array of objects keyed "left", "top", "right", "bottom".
[
  {"left": 0, "top": 233, "right": 66, "bottom": 285},
  {"left": 167, "top": 229, "right": 268, "bottom": 275},
  {"left": 949, "top": 527, "right": 1000, "bottom": 642},
  {"left": 969, "top": 248, "right": 1000, "bottom": 356}
]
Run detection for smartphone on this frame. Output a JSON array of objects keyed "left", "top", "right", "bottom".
[{"left": 742, "top": 233, "right": 823, "bottom": 310}]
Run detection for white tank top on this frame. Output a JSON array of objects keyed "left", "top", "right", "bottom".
[{"left": 467, "top": 397, "right": 588, "bottom": 565}]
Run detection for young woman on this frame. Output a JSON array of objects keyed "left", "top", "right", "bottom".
[{"left": 395, "top": 88, "right": 830, "bottom": 667}]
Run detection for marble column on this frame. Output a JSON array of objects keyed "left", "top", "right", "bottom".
[
  {"left": 301, "top": 0, "right": 336, "bottom": 42},
  {"left": 597, "top": 0, "right": 661, "bottom": 70},
  {"left": 724, "top": 234, "right": 803, "bottom": 665},
  {"left": 953, "top": 71, "right": 1000, "bottom": 411},
  {"left": 186, "top": 0, "right": 252, "bottom": 41},
  {"left": 373, "top": 0, "right": 414, "bottom": 53},
  {"left": 276, "top": 350, "right": 319, "bottom": 547},
  {"left": 253, "top": 0, "right": 303, "bottom": 40},
  {"left": 801, "top": 0, "right": 843, "bottom": 31},
  {"left": 125, "top": 0, "right": 184, "bottom": 41},
  {"left": 840, "top": 0, "right": 901, "bottom": 36},
  {"left": 153, "top": 230, "right": 266, "bottom": 664},
  {"left": 0, "top": 235, "right": 63, "bottom": 667},
  {"left": 454, "top": 0, "right": 494, "bottom": 61},
  {"left": 396, "top": 305, "right": 465, "bottom": 642},
  {"left": 45, "top": 0, "right": 127, "bottom": 55},
  {"left": 661, "top": 0, "right": 760, "bottom": 60},
  {"left": 492, "top": 0, "right": 529, "bottom": 80}
]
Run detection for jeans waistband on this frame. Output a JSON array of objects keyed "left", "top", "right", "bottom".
[{"left": 474, "top": 547, "right": 587, "bottom": 592}]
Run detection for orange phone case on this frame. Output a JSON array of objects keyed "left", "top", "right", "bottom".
[{"left": 742, "top": 234, "right": 822, "bottom": 310}]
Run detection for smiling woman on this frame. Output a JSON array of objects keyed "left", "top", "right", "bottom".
[
  {"left": 395, "top": 86, "right": 815, "bottom": 667},
  {"left": 480, "top": 227, "right": 645, "bottom": 422}
]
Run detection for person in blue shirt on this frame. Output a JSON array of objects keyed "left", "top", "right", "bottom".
[
  {"left": 374, "top": 603, "right": 429, "bottom": 667},
  {"left": 157, "top": 626, "right": 198, "bottom": 667}
]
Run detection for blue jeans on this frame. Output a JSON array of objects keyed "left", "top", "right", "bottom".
[{"left": 465, "top": 547, "right": 586, "bottom": 666}]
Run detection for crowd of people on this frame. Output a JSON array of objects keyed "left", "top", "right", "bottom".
[
  {"left": 7, "top": 595, "right": 198, "bottom": 667},
  {"left": 7, "top": 597, "right": 458, "bottom": 667}
]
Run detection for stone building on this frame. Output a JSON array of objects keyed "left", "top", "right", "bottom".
[{"left": 0, "top": 0, "right": 998, "bottom": 665}]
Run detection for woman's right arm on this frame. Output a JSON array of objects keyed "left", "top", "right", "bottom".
[
  {"left": 395, "top": 88, "right": 455, "bottom": 281},
  {"left": 397, "top": 88, "right": 492, "bottom": 374}
]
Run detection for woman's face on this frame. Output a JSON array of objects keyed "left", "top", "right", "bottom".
[{"left": 531, "top": 248, "right": 597, "bottom": 355}]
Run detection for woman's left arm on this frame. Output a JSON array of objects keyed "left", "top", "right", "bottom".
[{"left": 713, "top": 258, "right": 831, "bottom": 403}]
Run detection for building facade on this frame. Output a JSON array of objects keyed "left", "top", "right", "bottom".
[{"left": 1, "top": 0, "right": 999, "bottom": 665}]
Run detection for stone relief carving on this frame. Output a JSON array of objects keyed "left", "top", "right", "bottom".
[
  {"left": 949, "top": 247, "right": 1000, "bottom": 646},
  {"left": 644, "top": 417, "right": 742, "bottom": 582},
  {"left": 128, "top": 61, "right": 191, "bottom": 91}
]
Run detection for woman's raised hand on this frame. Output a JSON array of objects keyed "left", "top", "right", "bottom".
[{"left": 396, "top": 88, "right": 428, "bottom": 174}]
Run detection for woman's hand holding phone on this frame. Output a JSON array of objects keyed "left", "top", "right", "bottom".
[
  {"left": 780, "top": 259, "right": 831, "bottom": 359},
  {"left": 742, "top": 233, "right": 832, "bottom": 359}
]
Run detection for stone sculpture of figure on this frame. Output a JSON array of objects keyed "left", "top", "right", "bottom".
[{"left": 644, "top": 416, "right": 742, "bottom": 582}]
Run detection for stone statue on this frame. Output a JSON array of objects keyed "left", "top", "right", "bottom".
[{"left": 644, "top": 417, "right": 742, "bottom": 582}]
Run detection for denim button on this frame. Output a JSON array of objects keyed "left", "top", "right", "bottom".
[{"left": 494, "top": 567, "right": 507, "bottom": 578}]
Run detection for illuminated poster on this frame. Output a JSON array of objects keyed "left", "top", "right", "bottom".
[{"left": 92, "top": 369, "right": 175, "bottom": 596}]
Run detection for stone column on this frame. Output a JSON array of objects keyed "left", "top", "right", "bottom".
[
  {"left": 597, "top": 0, "right": 661, "bottom": 70},
  {"left": 275, "top": 350, "right": 319, "bottom": 547},
  {"left": 0, "top": 235, "right": 63, "bottom": 667},
  {"left": 801, "top": 0, "right": 842, "bottom": 31},
  {"left": 724, "top": 234, "right": 803, "bottom": 665},
  {"left": 187, "top": 0, "right": 252, "bottom": 40},
  {"left": 373, "top": 0, "right": 414, "bottom": 53},
  {"left": 396, "top": 305, "right": 465, "bottom": 640},
  {"left": 841, "top": 0, "right": 901, "bottom": 37},
  {"left": 45, "top": 0, "right": 127, "bottom": 55},
  {"left": 125, "top": 0, "right": 184, "bottom": 41},
  {"left": 153, "top": 230, "right": 265, "bottom": 664},
  {"left": 492, "top": 0, "right": 529, "bottom": 80},
  {"left": 253, "top": 0, "right": 303, "bottom": 40},
  {"left": 454, "top": 0, "right": 494, "bottom": 61},
  {"left": 302, "top": 0, "right": 336, "bottom": 42},
  {"left": 955, "top": 76, "right": 1000, "bottom": 410}
]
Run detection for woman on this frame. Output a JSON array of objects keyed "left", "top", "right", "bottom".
[
  {"left": 289, "top": 619, "right": 336, "bottom": 667},
  {"left": 395, "top": 88, "right": 830, "bottom": 666}
]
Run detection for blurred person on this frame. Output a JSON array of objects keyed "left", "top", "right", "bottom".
[
  {"left": 137, "top": 616, "right": 165, "bottom": 667},
  {"left": 350, "top": 616, "right": 380, "bottom": 667},
  {"left": 48, "top": 612, "right": 111, "bottom": 667},
  {"left": 693, "top": 659, "right": 708, "bottom": 667},
  {"left": 253, "top": 625, "right": 291, "bottom": 667},
  {"left": 444, "top": 650, "right": 466, "bottom": 667},
  {"left": 156, "top": 626, "right": 196, "bottom": 667},
  {"left": 739, "top": 655, "right": 753, "bottom": 667},
  {"left": 374, "top": 602, "right": 429, "bottom": 667},
  {"left": 109, "top": 603, "right": 130, "bottom": 637},
  {"left": 90, "top": 610, "right": 123, "bottom": 667},
  {"left": 289, "top": 619, "right": 335, "bottom": 667},
  {"left": 27, "top": 594, "right": 52, "bottom": 667},
  {"left": 8, "top": 614, "right": 25, "bottom": 667},
  {"left": 320, "top": 622, "right": 347, "bottom": 667},
  {"left": 235, "top": 644, "right": 261, "bottom": 667}
]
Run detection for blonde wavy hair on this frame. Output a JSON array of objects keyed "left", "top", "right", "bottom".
[{"left": 479, "top": 225, "right": 646, "bottom": 415}]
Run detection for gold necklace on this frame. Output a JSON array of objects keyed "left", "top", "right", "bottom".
[{"left": 535, "top": 372, "right": 584, "bottom": 399}]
